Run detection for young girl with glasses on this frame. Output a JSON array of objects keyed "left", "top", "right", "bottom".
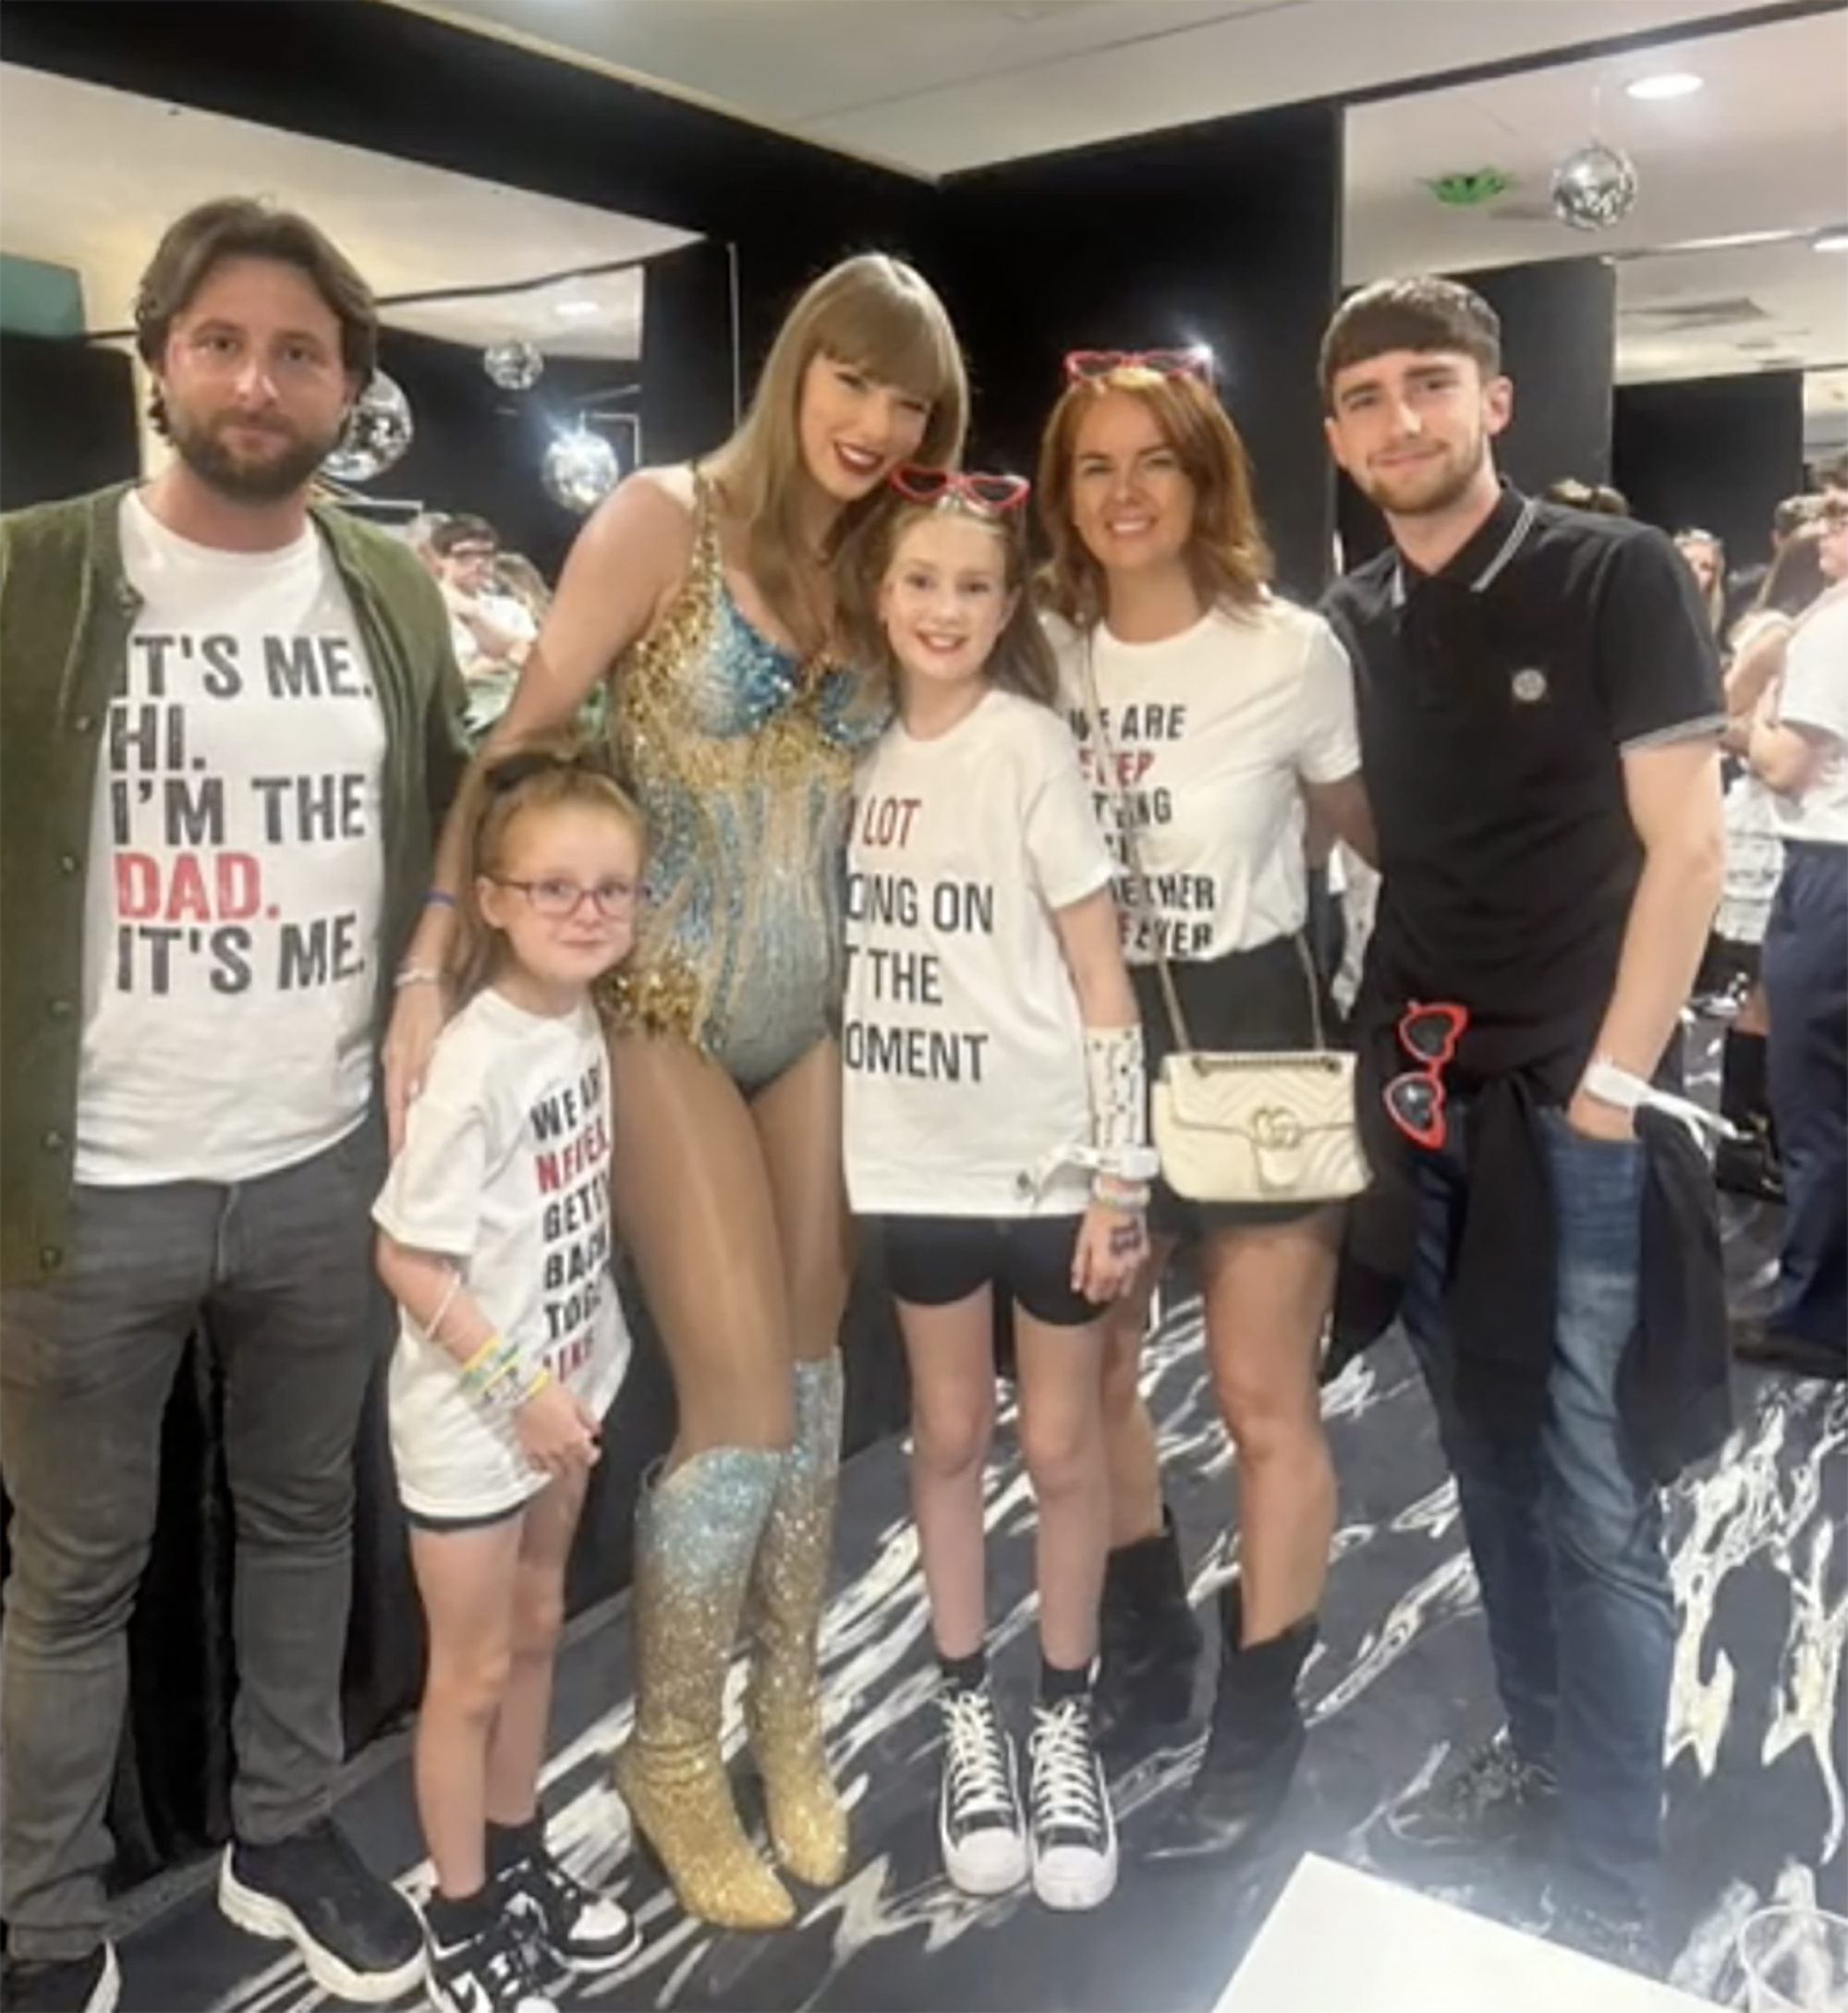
[
  {"left": 373, "top": 741, "right": 646, "bottom": 2013},
  {"left": 841, "top": 467, "right": 1153, "bottom": 1911}
]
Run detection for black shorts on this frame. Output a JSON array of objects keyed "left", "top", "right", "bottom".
[
  {"left": 878, "top": 1214, "right": 1095, "bottom": 1329},
  {"left": 1135, "top": 933, "right": 1340, "bottom": 1242}
]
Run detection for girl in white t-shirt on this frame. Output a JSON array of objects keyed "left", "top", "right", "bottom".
[
  {"left": 1036, "top": 350, "right": 1374, "bottom": 1860},
  {"left": 842, "top": 467, "right": 1154, "bottom": 1912},
  {"left": 373, "top": 741, "right": 643, "bottom": 2013}
]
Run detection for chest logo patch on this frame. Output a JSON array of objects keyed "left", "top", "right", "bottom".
[{"left": 1510, "top": 666, "right": 1550, "bottom": 704}]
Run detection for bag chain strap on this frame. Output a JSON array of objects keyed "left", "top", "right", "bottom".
[{"left": 1079, "top": 634, "right": 1328, "bottom": 1056}]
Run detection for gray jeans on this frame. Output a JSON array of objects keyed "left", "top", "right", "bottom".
[{"left": 0, "top": 1124, "right": 386, "bottom": 1961}]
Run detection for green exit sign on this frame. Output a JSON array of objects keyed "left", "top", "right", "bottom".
[{"left": 1425, "top": 169, "right": 1518, "bottom": 208}]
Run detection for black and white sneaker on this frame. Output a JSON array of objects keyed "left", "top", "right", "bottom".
[
  {"left": 938, "top": 1684, "right": 1028, "bottom": 1896},
  {"left": 0, "top": 1944, "right": 121, "bottom": 2013},
  {"left": 218, "top": 1819, "right": 424, "bottom": 2003},
  {"left": 425, "top": 1913, "right": 558, "bottom": 2013},
  {"left": 1027, "top": 1695, "right": 1118, "bottom": 1911},
  {"left": 497, "top": 1843, "right": 639, "bottom": 1976}
]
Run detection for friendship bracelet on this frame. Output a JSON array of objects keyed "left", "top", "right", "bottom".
[
  {"left": 458, "top": 1336, "right": 519, "bottom": 1398},
  {"left": 422, "top": 889, "right": 457, "bottom": 909},
  {"left": 1092, "top": 1173, "right": 1150, "bottom": 1212},
  {"left": 395, "top": 965, "right": 448, "bottom": 991}
]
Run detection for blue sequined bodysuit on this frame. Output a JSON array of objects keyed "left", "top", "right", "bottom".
[{"left": 600, "top": 470, "right": 885, "bottom": 1091}]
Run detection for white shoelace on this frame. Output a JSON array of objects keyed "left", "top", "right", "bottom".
[
  {"left": 1029, "top": 1699, "right": 1104, "bottom": 1837},
  {"left": 942, "top": 1690, "right": 1017, "bottom": 1828}
]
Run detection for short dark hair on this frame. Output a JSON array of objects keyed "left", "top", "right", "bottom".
[
  {"left": 135, "top": 197, "right": 378, "bottom": 435},
  {"left": 1319, "top": 277, "right": 1502, "bottom": 409},
  {"left": 1544, "top": 477, "right": 1631, "bottom": 518},
  {"left": 1773, "top": 493, "right": 1822, "bottom": 541},
  {"left": 431, "top": 515, "right": 500, "bottom": 558},
  {"left": 1818, "top": 451, "right": 1848, "bottom": 494}
]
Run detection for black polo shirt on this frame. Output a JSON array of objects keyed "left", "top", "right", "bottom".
[{"left": 1323, "top": 486, "right": 1722, "bottom": 1088}]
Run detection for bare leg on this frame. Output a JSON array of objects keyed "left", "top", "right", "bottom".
[
  {"left": 898, "top": 1288, "right": 998, "bottom": 1662},
  {"left": 1014, "top": 1310, "right": 1109, "bottom": 1672},
  {"left": 408, "top": 1519, "right": 524, "bottom": 1899},
  {"left": 486, "top": 1470, "right": 590, "bottom": 1827},
  {"left": 1198, "top": 1209, "right": 1340, "bottom": 1641}
]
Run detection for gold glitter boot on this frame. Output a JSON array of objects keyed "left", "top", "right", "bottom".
[
  {"left": 613, "top": 1447, "right": 796, "bottom": 1931},
  {"left": 744, "top": 1356, "right": 850, "bottom": 1888}
]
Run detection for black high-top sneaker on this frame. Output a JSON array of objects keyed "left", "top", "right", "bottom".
[
  {"left": 937, "top": 1682, "right": 1028, "bottom": 1897},
  {"left": 1027, "top": 1693, "right": 1118, "bottom": 1911},
  {"left": 424, "top": 1909, "right": 557, "bottom": 2013}
]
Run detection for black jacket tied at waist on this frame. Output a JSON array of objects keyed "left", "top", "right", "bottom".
[{"left": 1331, "top": 994, "right": 1732, "bottom": 1485}]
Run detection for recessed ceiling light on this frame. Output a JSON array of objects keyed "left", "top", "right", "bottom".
[
  {"left": 1815, "top": 231, "right": 1848, "bottom": 254},
  {"left": 1626, "top": 72, "right": 1704, "bottom": 101},
  {"left": 553, "top": 298, "right": 599, "bottom": 320}
]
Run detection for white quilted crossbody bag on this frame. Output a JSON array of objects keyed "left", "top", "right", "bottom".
[{"left": 1081, "top": 638, "right": 1371, "bottom": 1206}]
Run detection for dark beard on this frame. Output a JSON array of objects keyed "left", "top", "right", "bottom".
[{"left": 169, "top": 411, "right": 337, "bottom": 504}]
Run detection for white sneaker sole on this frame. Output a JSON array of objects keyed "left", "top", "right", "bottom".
[
  {"left": 216, "top": 1851, "right": 424, "bottom": 2004},
  {"left": 1031, "top": 1843, "right": 1120, "bottom": 1912},
  {"left": 942, "top": 1831, "right": 1029, "bottom": 1897}
]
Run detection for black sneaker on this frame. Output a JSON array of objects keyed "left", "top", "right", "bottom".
[
  {"left": 1383, "top": 1730, "right": 1557, "bottom": 1858},
  {"left": 426, "top": 1912, "right": 558, "bottom": 2013},
  {"left": 496, "top": 1843, "right": 639, "bottom": 1976},
  {"left": 1027, "top": 1695, "right": 1118, "bottom": 1912},
  {"left": 938, "top": 1683, "right": 1028, "bottom": 1897},
  {"left": 218, "top": 1818, "right": 424, "bottom": 2003},
  {"left": 0, "top": 1945, "right": 120, "bottom": 2013}
]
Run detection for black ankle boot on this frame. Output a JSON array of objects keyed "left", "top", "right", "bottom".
[
  {"left": 1092, "top": 1505, "right": 1204, "bottom": 1753},
  {"left": 1146, "top": 1581, "right": 1316, "bottom": 1864}
]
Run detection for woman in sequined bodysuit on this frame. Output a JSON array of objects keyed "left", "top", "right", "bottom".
[{"left": 388, "top": 255, "right": 967, "bottom": 1933}]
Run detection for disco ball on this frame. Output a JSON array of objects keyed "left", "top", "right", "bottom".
[
  {"left": 322, "top": 370, "right": 414, "bottom": 482},
  {"left": 483, "top": 340, "right": 544, "bottom": 392},
  {"left": 541, "top": 429, "right": 620, "bottom": 514},
  {"left": 1550, "top": 140, "right": 1639, "bottom": 232}
]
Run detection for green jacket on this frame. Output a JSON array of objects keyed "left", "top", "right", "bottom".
[{"left": 0, "top": 482, "right": 470, "bottom": 1287}]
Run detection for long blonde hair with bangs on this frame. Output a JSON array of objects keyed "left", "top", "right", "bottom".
[
  {"left": 1035, "top": 369, "right": 1272, "bottom": 629},
  {"left": 706, "top": 253, "right": 968, "bottom": 658}
]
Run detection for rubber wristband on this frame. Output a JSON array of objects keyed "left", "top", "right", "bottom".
[
  {"left": 422, "top": 889, "right": 457, "bottom": 909},
  {"left": 395, "top": 966, "right": 447, "bottom": 990}
]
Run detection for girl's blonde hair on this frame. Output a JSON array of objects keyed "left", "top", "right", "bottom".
[
  {"left": 863, "top": 494, "right": 1058, "bottom": 708},
  {"left": 456, "top": 733, "right": 646, "bottom": 1001},
  {"left": 1035, "top": 366, "right": 1272, "bottom": 630},
  {"left": 706, "top": 253, "right": 968, "bottom": 656}
]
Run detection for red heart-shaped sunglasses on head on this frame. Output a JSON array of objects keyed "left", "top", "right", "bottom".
[
  {"left": 889, "top": 466, "right": 1031, "bottom": 513},
  {"left": 1063, "top": 348, "right": 1214, "bottom": 386}
]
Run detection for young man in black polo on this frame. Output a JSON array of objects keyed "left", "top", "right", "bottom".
[{"left": 1319, "top": 278, "right": 1725, "bottom": 1970}]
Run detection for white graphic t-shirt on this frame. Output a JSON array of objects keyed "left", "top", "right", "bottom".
[
  {"left": 76, "top": 493, "right": 388, "bottom": 1184},
  {"left": 1050, "top": 598, "right": 1360, "bottom": 963},
  {"left": 843, "top": 689, "right": 1114, "bottom": 1219},
  {"left": 1771, "top": 592, "right": 1848, "bottom": 846},
  {"left": 373, "top": 990, "right": 632, "bottom": 1520}
]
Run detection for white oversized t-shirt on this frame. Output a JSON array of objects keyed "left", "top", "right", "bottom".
[
  {"left": 1770, "top": 592, "right": 1848, "bottom": 845},
  {"left": 373, "top": 990, "right": 632, "bottom": 1519},
  {"left": 842, "top": 689, "right": 1114, "bottom": 1219},
  {"left": 1050, "top": 598, "right": 1360, "bottom": 963},
  {"left": 76, "top": 493, "right": 387, "bottom": 1184}
]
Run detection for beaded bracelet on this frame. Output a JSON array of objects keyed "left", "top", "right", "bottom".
[{"left": 1092, "top": 1173, "right": 1151, "bottom": 1212}]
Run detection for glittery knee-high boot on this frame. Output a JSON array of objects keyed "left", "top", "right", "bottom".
[
  {"left": 613, "top": 1448, "right": 796, "bottom": 1930},
  {"left": 744, "top": 1356, "right": 850, "bottom": 1888}
]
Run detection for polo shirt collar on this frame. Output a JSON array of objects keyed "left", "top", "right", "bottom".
[{"left": 1389, "top": 483, "right": 1538, "bottom": 609}]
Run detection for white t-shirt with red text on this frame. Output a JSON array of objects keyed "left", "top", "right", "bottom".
[
  {"left": 373, "top": 988, "right": 631, "bottom": 1520},
  {"left": 842, "top": 689, "right": 1114, "bottom": 1219},
  {"left": 77, "top": 492, "right": 387, "bottom": 1184},
  {"left": 1049, "top": 597, "right": 1360, "bottom": 963}
]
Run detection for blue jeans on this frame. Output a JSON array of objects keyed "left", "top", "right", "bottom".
[{"left": 1403, "top": 1108, "right": 1674, "bottom": 1919}]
